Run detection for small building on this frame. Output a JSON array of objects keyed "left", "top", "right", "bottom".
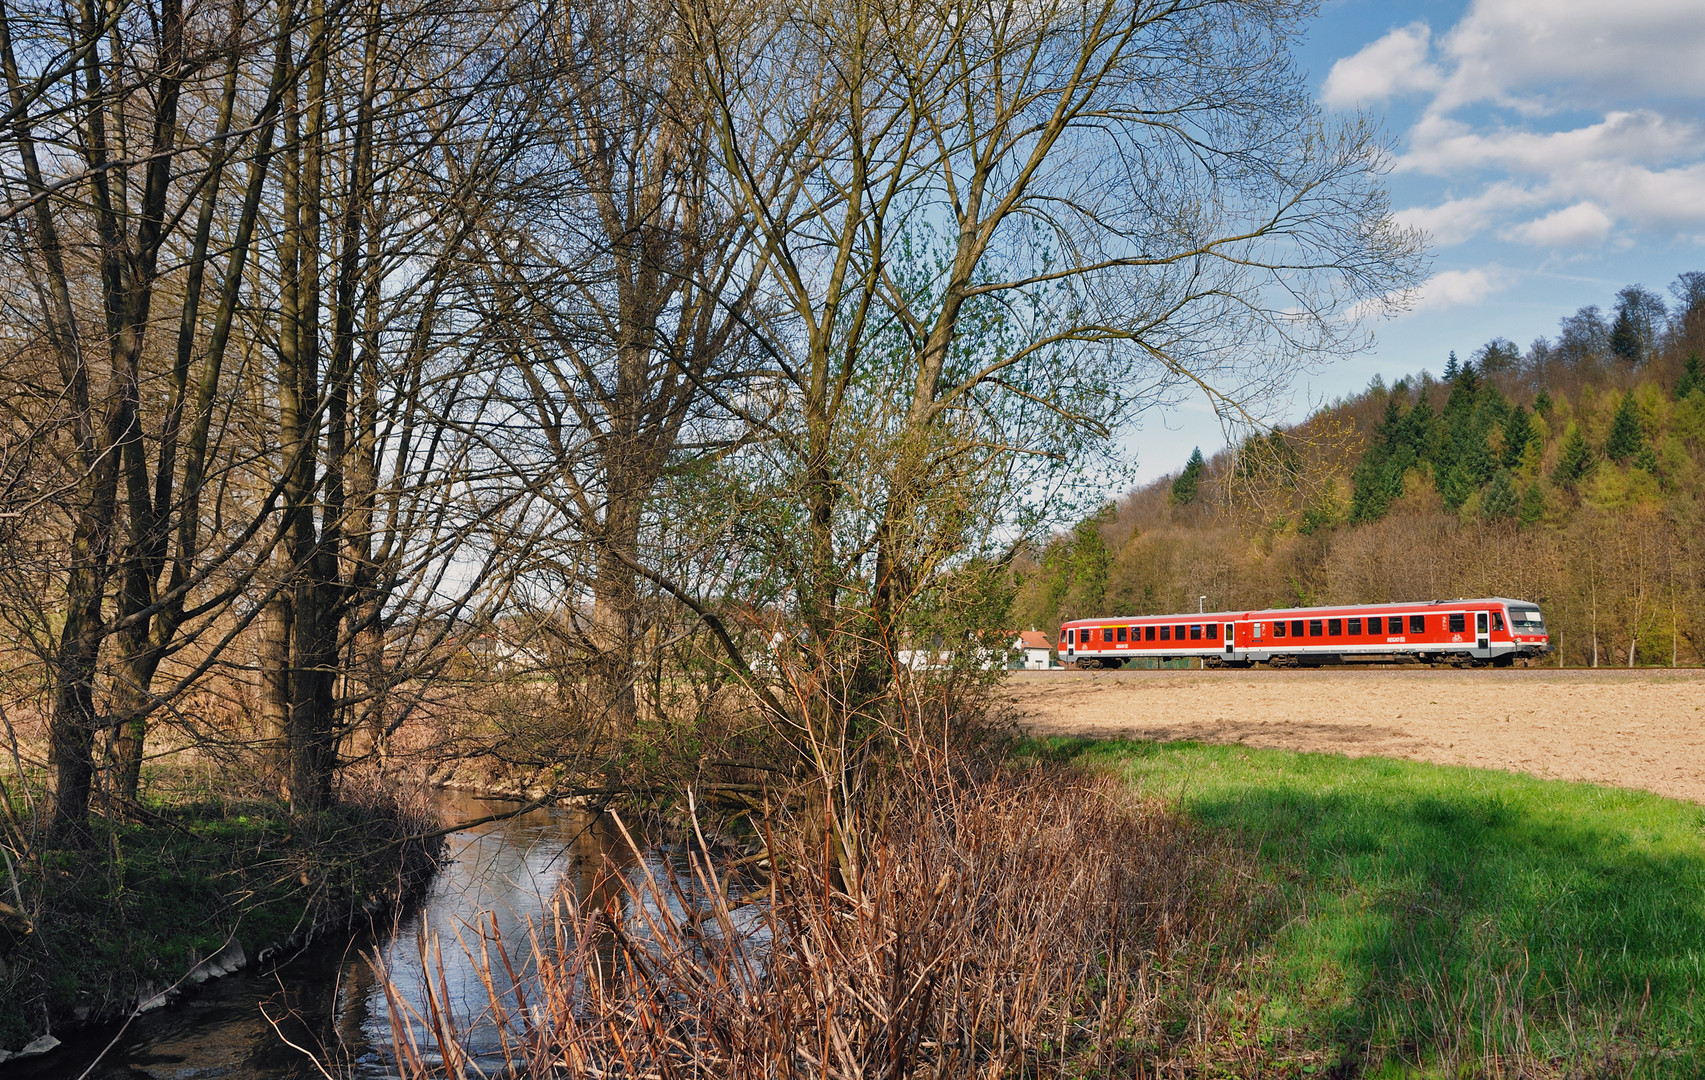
[{"left": 1012, "top": 630, "right": 1053, "bottom": 670}]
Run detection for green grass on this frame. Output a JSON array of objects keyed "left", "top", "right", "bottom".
[
  {"left": 0, "top": 783, "right": 440, "bottom": 1048},
  {"left": 1027, "top": 738, "right": 1705, "bottom": 1077}
]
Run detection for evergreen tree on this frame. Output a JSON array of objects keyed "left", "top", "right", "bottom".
[
  {"left": 1611, "top": 284, "right": 1665, "bottom": 365},
  {"left": 1454, "top": 358, "right": 1480, "bottom": 397},
  {"left": 1443, "top": 351, "right": 1460, "bottom": 381},
  {"left": 1482, "top": 470, "right": 1518, "bottom": 520},
  {"left": 1350, "top": 397, "right": 1409, "bottom": 523},
  {"left": 1605, "top": 392, "right": 1644, "bottom": 461},
  {"left": 1678, "top": 352, "right": 1702, "bottom": 399},
  {"left": 1553, "top": 422, "right": 1594, "bottom": 487},
  {"left": 1533, "top": 389, "right": 1554, "bottom": 417},
  {"left": 1171, "top": 447, "right": 1205, "bottom": 505},
  {"left": 1401, "top": 393, "right": 1436, "bottom": 459},
  {"left": 1475, "top": 337, "right": 1521, "bottom": 376},
  {"left": 1501, "top": 405, "right": 1534, "bottom": 470},
  {"left": 1518, "top": 481, "right": 1545, "bottom": 526},
  {"left": 1635, "top": 443, "right": 1659, "bottom": 475},
  {"left": 1044, "top": 510, "right": 1113, "bottom": 622},
  {"left": 1435, "top": 359, "right": 1495, "bottom": 508},
  {"left": 1609, "top": 303, "right": 1641, "bottom": 363}
]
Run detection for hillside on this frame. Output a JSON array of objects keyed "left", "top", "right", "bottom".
[{"left": 1013, "top": 275, "right": 1705, "bottom": 667}]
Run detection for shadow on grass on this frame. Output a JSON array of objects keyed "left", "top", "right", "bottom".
[{"left": 1026, "top": 736, "right": 1705, "bottom": 1076}]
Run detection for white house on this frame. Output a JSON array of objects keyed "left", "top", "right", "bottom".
[{"left": 1012, "top": 630, "right": 1054, "bottom": 670}]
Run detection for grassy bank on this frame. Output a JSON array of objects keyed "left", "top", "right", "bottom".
[
  {"left": 1030, "top": 737, "right": 1705, "bottom": 1077},
  {"left": 0, "top": 778, "right": 440, "bottom": 1051}
]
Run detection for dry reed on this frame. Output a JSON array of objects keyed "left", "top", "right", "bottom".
[{"left": 374, "top": 751, "right": 1308, "bottom": 1078}]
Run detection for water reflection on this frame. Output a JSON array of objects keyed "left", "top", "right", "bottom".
[{"left": 18, "top": 789, "right": 639, "bottom": 1080}]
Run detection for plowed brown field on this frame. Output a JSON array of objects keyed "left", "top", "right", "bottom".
[{"left": 1002, "top": 668, "right": 1705, "bottom": 802}]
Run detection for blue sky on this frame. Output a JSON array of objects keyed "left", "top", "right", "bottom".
[{"left": 1121, "top": 0, "right": 1705, "bottom": 486}]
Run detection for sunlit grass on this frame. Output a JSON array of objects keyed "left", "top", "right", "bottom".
[{"left": 1028, "top": 737, "right": 1705, "bottom": 1076}]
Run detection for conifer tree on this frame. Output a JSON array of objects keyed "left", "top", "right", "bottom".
[
  {"left": 1518, "top": 481, "right": 1545, "bottom": 526},
  {"left": 1533, "top": 389, "right": 1554, "bottom": 417},
  {"left": 1170, "top": 447, "right": 1206, "bottom": 505},
  {"left": 1443, "top": 351, "right": 1460, "bottom": 381},
  {"left": 1609, "top": 304, "right": 1641, "bottom": 363},
  {"left": 1482, "top": 470, "right": 1518, "bottom": 520},
  {"left": 1678, "top": 352, "right": 1702, "bottom": 399},
  {"left": 1351, "top": 397, "right": 1407, "bottom": 522},
  {"left": 1605, "top": 393, "right": 1644, "bottom": 461},
  {"left": 1553, "top": 423, "right": 1594, "bottom": 487},
  {"left": 1501, "top": 405, "right": 1533, "bottom": 470}
]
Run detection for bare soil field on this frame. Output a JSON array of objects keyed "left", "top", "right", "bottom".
[{"left": 1002, "top": 667, "right": 1705, "bottom": 802}]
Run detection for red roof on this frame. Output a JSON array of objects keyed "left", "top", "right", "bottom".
[{"left": 1017, "top": 630, "right": 1051, "bottom": 650}]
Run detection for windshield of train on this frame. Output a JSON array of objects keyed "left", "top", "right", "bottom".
[{"left": 1508, "top": 606, "right": 1545, "bottom": 631}]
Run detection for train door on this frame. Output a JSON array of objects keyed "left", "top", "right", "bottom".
[
  {"left": 1224, "top": 623, "right": 1235, "bottom": 658},
  {"left": 1476, "top": 611, "right": 1489, "bottom": 654},
  {"left": 1064, "top": 628, "right": 1075, "bottom": 663}
]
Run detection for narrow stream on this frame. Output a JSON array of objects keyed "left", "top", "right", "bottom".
[{"left": 17, "top": 789, "right": 643, "bottom": 1079}]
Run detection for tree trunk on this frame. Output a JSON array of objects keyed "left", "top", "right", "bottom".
[
  {"left": 48, "top": 558, "right": 109, "bottom": 844},
  {"left": 589, "top": 494, "right": 641, "bottom": 734}
]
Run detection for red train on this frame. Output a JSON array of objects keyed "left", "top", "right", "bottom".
[{"left": 1059, "top": 597, "right": 1550, "bottom": 669}]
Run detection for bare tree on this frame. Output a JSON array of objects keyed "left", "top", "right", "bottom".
[
  {"left": 663, "top": 0, "right": 1423, "bottom": 825},
  {"left": 0, "top": 0, "right": 303, "bottom": 841},
  {"left": 464, "top": 0, "right": 769, "bottom": 737}
]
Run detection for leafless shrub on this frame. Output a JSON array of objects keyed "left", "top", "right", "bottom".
[{"left": 376, "top": 751, "right": 1315, "bottom": 1078}]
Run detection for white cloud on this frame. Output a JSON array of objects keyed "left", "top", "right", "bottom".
[
  {"left": 1321, "top": 23, "right": 1442, "bottom": 109},
  {"left": 1333, "top": 1, "right": 1705, "bottom": 249},
  {"left": 1394, "top": 184, "right": 1540, "bottom": 246},
  {"left": 1401, "top": 111, "right": 1698, "bottom": 177},
  {"left": 1503, "top": 203, "right": 1615, "bottom": 248},
  {"left": 1355, "top": 267, "right": 1510, "bottom": 325},
  {"left": 1408, "top": 267, "right": 1508, "bottom": 313},
  {"left": 1437, "top": 0, "right": 1705, "bottom": 112}
]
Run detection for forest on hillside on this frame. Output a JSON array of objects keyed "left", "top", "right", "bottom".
[{"left": 1014, "top": 274, "right": 1705, "bottom": 668}]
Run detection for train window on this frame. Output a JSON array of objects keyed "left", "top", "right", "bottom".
[
  {"left": 1308, "top": 619, "right": 1323, "bottom": 636},
  {"left": 1348, "top": 617, "right": 1361, "bottom": 635},
  {"left": 1190, "top": 625, "right": 1202, "bottom": 640},
  {"left": 1291, "top": 620, "right": 1305, "bottom": 637},
  {"left": 1100, "top": 628, "right": 1112, "bottom": 642},
  {"left": 1253, "top": 622, "right": 1263, "bottom": 639},
  {"left": 1159, "top": 625, "right": 1170, "bottom": 641},
  {"left": 1272, "top": 621, "right": 1285, "bottom": 638},
  {"left": 1207, "top": 624, "right": 1218, "bottom": 640},
  {"left": 1409, "top": 615, "right": 1426, "bottom": 634},
  {"left": 1066, "top": 629, "right": 1074, "bottom": 644},
  {"left": 1493, "top": 612, "right": 1504, "bottom": 631},
  {"left": 1146, "top": 625, "right": 1156, "bottom": 641},
  {"left": 1366, "top": 616, "right": 1381, "bottom": 634},
  {"left": 1328, "top": 618, "right": 1342, "bottom": 635},
  {"left": 1117, "top": 626, "right": 1127, "bottom": 642},
  {"left": 1175, "top": 624, "right": 1186, "bottom": 640},
  {"left": 1448, "top": 613, "right": 1465, "bottom": 633}
]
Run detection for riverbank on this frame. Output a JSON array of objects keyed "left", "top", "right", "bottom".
[{"left": 0, "top": 776, "right": 442, "bottom": 1059}]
